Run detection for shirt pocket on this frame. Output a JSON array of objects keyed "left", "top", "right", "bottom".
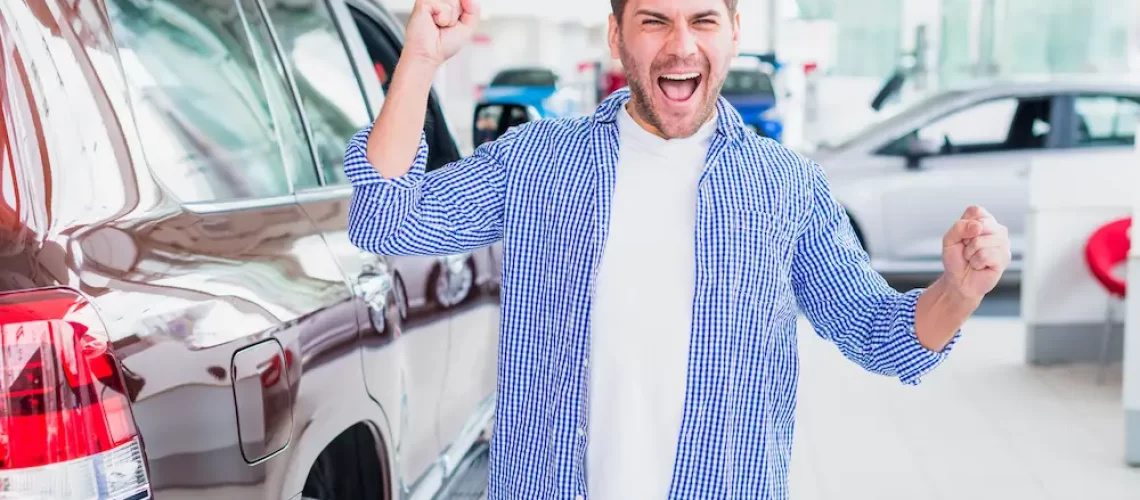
[{"left": 731, "top": 210, "right": 797, "bottom": 306}]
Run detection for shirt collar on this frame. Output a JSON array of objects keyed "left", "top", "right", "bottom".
[{"left": 592, "top": 87, "right": 746, "bottom": 144}]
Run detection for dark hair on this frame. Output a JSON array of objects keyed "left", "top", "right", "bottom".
[{"left": 610, "top": 0, "right": 738, "bottom": 23}]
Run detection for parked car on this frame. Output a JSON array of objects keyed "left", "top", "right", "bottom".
[
  {"left": 722, "top": 66, "right": 783, "bottom": 141},
  {"left": 811, "top": 78, "right": 1140, "bottom": 279},
  {"left": 723, "top": 53, "right": 784, "bottom": 142},
  {"left": 0, "top": 0, "right": 498, "bottom": 499},
  {"left": 479, "top": 66, "right": 582, "bottom": 119}
]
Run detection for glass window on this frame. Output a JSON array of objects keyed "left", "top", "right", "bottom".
[
  {"left": 997, "top": 0, "right": 1131, "bottom": 76},
  {"left": 795, "top": 0, "right": 835, "bottom": 20},
  {"left": 474, "top": 104, "right": 531, "bottom": 146},
  {"left": 1073, "top": 96, "right": 1139, "bottom": 147},
  {"left": 881, "top": 97, "right": 1055, "bottom": 156},
  {"left": 490, "top": 69, "right": 559, "bottom": 87},
  {"left": 106, "top": 0, "right": 311, "bottom": 203},
  {"left": 917, "top": 98, "right": 1018, "bottom": 148},
  {"left": 350, "top": 8, "right": 461, "bottom": 173},
  {"left": 831, "top": 0, "right": 903, "bottom": 78},
  {"left": 721, "top": 70, "right": 775, "bottom": 97},
  {"left": 264, "top": 0, "right": 372, "bottom": 186}
]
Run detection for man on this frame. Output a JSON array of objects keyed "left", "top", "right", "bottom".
[{"left": 344, "top": 0, "right": 1012, "bottom": 498}]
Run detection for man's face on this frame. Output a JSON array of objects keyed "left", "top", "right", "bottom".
[{"left": 609, "top": 0, "right": 739, "bottom": 139}]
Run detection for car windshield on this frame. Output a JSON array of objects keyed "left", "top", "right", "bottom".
[
  {"left": 490, "top": 69, "right": 558, "bottom": 87},
  {"left": 721, "top": 69, "right": 775, "bottom": 97},
  {"left": 821, "top": 89, "right": 969, "bottom": 150}
]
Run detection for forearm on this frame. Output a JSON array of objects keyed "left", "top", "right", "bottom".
[
  {"left": 366, "top": 56, "right": 438, "bottom": 179},
  {"left": 914, "top": 276, "right": 982, "bottom": 352}
]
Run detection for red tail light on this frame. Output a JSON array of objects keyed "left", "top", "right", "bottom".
[{"left": 0, "top": 287, "right": 151, "bottom": 499}]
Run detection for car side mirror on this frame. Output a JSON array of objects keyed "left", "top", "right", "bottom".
[
  {"left": 905, "top": 136, "right": 942, "bottom": 169},
  {"left": 473, "top": 103, "right": 535, "bottom": 147}
]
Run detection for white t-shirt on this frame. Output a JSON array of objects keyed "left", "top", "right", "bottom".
[{"left": 586, "top": 105, "right": 717, "bottom": 499}]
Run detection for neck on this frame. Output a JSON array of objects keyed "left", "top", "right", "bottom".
[
  {"left": 623, "top": 99, "right": 717, "bottom": 140},
  {"left": 623, "top": 101, "right": 667, "bottom": 139}
]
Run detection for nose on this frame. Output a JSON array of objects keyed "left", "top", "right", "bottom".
[{"left": 665, "top": 23, "right": 699, "bottom": 59}]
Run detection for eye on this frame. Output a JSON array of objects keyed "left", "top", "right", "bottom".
[
  {"left": 643, "top": 19, "right": 665, "bottom": 25},
  {"left": 695, "top": 18, "right": 718, "bottom": 25}
]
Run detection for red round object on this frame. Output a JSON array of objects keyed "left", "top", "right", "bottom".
[{"left": 1085, "top": 217, "right": 1131, "bottom": 297}]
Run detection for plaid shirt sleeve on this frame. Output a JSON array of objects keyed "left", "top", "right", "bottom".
[
  {"left": 791, "top": 162, "right": 960, "bottom": 385},
  {"left": 343, "top": 123, "right": 516, "bottom": 256}
]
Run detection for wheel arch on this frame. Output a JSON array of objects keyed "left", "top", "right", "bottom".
[
  {"left": 300, "top": 422, "right": 391, "bottom": 500},
  {"left": 283, "top": 397, "right": 398, "bottom": 499}
]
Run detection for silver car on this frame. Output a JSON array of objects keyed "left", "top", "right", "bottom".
[{"left": 811, "top": 79, "right": 1139, "bottom": 278}]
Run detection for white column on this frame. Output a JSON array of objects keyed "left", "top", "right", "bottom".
[{"left": 1124, "top": 136, "right": 1140, "bottom": 466}]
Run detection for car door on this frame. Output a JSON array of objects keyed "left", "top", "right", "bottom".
[
  {"left": 875, "top": 94, "right": 1061, "bottom": 264},
  {"left": 98, "top": 0, "right": 362, "bottom": 495},
  {"left": 259, "top": 0, "right": 458, "bottom": 491},
  {"left": 340, "top": 0, "right": 500, "bottom": 479}
]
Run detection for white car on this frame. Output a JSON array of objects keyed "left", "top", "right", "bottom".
[{"left": 811, "top": 79, "right": 1140, "bottom": 279}]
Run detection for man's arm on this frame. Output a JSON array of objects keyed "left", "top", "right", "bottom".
[
  {"left": 346, "top": 0, "right": 505, "bottom": 256},
  {"left": 345, "top": 117, "right": 517, "bottom": 256},
  {"left": 790, "top": 163, "right": 1009, "bottom": 384}
]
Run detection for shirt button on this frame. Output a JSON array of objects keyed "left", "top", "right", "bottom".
[
  {"left": 575, "top": 496, "right": 585, "bottom": 500},
  {"left": 583, "top": 357, "right": 589, "bottom": 368},
  {"left": 577, "top": 427, "right": 586, "bottom": 437}
]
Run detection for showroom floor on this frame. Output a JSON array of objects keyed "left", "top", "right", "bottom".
[
  {"left": 791, "top": 312, "right": 1140, "bottom": 500},
  {"left": 442, "top": 286, "right": 1140, "bottom": 499}
]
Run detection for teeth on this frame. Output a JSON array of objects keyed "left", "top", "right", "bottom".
[{"left": 661, "top": 73, "right": 700, "bottom": 81}]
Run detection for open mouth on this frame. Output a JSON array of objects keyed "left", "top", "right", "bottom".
[{"left": 657, "top": 72, "right": 703, "bottom": 102}]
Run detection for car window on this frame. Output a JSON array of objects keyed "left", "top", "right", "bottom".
[
  {"left": 917, "top": 98, "right": 1019, "bottom": 148},
  {"left": 265, "top": 0, "right": 372, "bottom": 186},
  {"left": 880, "top": 96, "right": 1053, "bottom": 156},
  {"left": 474, "top": 104, "right": 530, "bottom": 146},
  {"left": 1073, "top": 95, "right": 1139, "bottom": 147},
  {"left": 490, "top": 69, "right": 558, "bottom": 87},
  {"left": 721, "top": 69, "right": 775, "bottom": 97},
  {"left": 350, "top": 7, "right": 461, "bottom": 172},
  {"left": 106, "top": 0, "right": 314, "bottom": 203}
]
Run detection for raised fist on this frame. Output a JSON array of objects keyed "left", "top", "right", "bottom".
[
  {"left": 941, "top": 205, "right": 1012, "bottom": 299},
  {"left": 403, "top": 0, "right": 481, "bottom": 68}
]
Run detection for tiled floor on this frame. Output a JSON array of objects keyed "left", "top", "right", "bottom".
[{"left": 791, "top": 315, "right": 1140, "bottom": 500}]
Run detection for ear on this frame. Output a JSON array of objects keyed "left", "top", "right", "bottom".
[
  {"left": 732, "top": 11, "right": 741, "bottom": 53},
  {"left": 608, "top": 14, "right": 620, "bottom": 59}
]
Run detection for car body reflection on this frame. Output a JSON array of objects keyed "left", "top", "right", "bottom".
[{"left": 0, "top": 0, "right": 499, "bottom": 498}]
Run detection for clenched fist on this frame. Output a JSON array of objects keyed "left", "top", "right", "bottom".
[
  {"left": 941, "top": 205, "right": 1012, "bottom": 299},
  {"left": 404, "top": 0, "right": 481, "bottom": 67}
]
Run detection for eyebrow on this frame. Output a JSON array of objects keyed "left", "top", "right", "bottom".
[
  {"left": 633, "top": 8, "right": 723, "bottom": 22},
  {"left": 633, "top": 9, "right": 670, "bottom": 21}
]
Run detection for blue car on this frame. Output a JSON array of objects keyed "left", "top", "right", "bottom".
[
  {"left": 480, "top": 67, "right": 579, "bottom": 119},
  {"left": 722, "top": 54, "right": 783, "bottom": 142}
]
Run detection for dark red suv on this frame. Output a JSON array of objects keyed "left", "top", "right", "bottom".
[{"left": 0, "top": 0, "right": 499, "bottom": 498}]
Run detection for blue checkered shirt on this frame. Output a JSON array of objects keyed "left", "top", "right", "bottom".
[{"left": 344, "top": 89, "right": 958, "bottom": 499}]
